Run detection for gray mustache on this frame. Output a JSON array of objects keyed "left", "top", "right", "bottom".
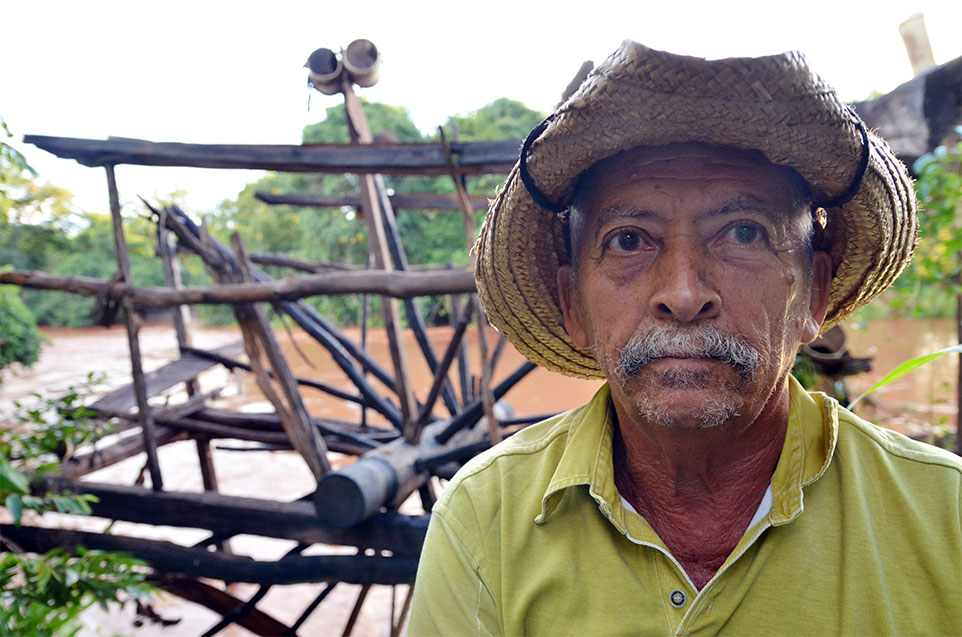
[{"left": 615, "top": 325, "right": 763, "bottom": 380}]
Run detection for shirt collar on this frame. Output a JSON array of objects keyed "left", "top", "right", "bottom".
[{"left": 535, "top": 376, "right": 839, "bottom": 528}]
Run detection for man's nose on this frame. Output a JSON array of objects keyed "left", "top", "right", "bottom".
[{"left": 648, "top": 244, "right": 721, "bottom": 323}]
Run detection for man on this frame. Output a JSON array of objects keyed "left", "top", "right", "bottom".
[{"left": 409, "top": 42, "right": 962, "bottom": 635}]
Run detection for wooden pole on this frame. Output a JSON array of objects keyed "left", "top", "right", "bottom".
[
  {"left": 156, "top": 209, "right": 223, "bottom": 499},
  {"left": 342, "top": 78, "right": 418, "bottom": 441},
  {"left": 230, "top": 233, "right": 332, "bottom": 479},
  {"left": 105, "top": 165, "right": 164, "bottom": 490},
  {"left": 439, "top": 126, "right": 500, "bottom": 444},
  {"left": 0, "top": 267, "right": 477, "bottom": 305},
  {"left": 899, "top": 14, "right": 937, "bottom": 76}
]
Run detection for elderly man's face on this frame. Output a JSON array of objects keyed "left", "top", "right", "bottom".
[{"left": 557, "top": 143, "right": 832, "bottom": 431}]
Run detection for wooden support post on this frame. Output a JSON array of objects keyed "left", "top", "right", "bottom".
[
  {"left": 450, "top": 294, "right": 472, "bottom": 405},
  {"left": 156, "top": 209, "right": 196, "bottom": 365},
  {"left": 230, "top": 233, "right": 332, "bottom": 479},
  {"left": 438, "top": 127, "right": 500, "bottom": 444},
  {"left": 156, "top": 208, "right": 223, "bottom": 502},
  {"left": 105, "top": 165, "right": 164, "bottom": 491},
  {"left": 342, "top": 79, "right": 418, "bottom": 441}
]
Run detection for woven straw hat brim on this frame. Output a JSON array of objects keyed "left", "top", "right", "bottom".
[{"left": 475, "top": 41, "right": 918, "bottom": 379}]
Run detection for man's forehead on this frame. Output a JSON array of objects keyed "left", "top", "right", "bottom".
[
  {"left": 585, "top": 142, "right": 786, "bottom": 191},
  {"left": 573, "top": 142, "right": 808, "bottom": 222}
]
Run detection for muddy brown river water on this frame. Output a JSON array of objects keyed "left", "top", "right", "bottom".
[{"left": 0, "top": 318, "right": 957, "bottom": 635}]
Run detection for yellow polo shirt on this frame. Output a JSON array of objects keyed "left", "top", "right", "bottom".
[{"left": 409, "top": 377, "right": 962, "bottom": 636}]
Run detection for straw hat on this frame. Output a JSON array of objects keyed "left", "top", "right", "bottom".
[{"left": 475, "top": 41, "right": 917, "bottom": 379}]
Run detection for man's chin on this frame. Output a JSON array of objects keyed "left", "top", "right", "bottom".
[{"left": 628, "top": 385, "right": 743, "bottom": 430}]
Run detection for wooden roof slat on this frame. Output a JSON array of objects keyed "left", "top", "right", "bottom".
[{"left": 22, "top": 135, "right": 521, "bottom": 175}]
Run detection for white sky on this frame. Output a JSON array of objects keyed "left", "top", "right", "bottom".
[{"left": 3, "top": 0, "right": 960, "bottom": 215}]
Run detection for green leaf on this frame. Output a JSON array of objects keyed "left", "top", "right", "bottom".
[
  {"left": 5, "top": 493, "right": 23, "bottom": 525},
  {"left": 0, "top": 457, "right": 30, "bottom": 494},
  {"left": 848, "top": 344, "right": 962, "bottom": 409}
]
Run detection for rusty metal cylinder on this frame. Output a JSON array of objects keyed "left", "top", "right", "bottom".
[
  {"left": 343, "top": 39, "right": 380, "bottom": 88},
  {"left": 306, "top": 47, "right": 343, "bottom": 95}
]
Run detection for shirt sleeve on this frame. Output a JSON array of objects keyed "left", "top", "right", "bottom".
[{"left": 407, "top": 507, "right": 501, "bottom": 636}]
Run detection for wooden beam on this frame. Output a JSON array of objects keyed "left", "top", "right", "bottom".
[
  {"left": 341, "top": 79, "right": 418, "bottom": 436},
  {"left": 2, "top": 524, "right": 419, "bottom": 585},
  {"left": 59, "top": 425, "right": 185, "bottom": 478},
  {"left": 23, "top": 135, "right": 520, "bottom": 176},
  {"left": 852, "top": 56, "right": 961, "bottom": 163},
  {"left": 36, "top": 477, "right": 428, "bottom": 555},
  {"left": 254, "top": 191, "right": 491, "bottom": 211},
  {"left": 105, "top": 165, "right": 163, "bottom": 491},
  {"left": 90, "top": 342, "right": 243, "bottom": 412},
  {"left": 0, "top": 268, "right": 477, "bottom": 306}
]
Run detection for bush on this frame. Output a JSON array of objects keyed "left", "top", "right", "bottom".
[{"left": 0, "top": 285, "right": 44, "bottom": 372}]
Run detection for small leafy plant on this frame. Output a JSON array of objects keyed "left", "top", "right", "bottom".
[{"left": 1, "top": 375, "right": 154, "bottom": 636}]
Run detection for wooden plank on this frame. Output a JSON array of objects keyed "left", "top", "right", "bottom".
[
  {"left": 254, "top": 191, "right": 491, "bottom": 211},
  {"left": 59, "top": 425, "right": 185, "bottom": 478},
  {"left": 2, "top": 524, "right": 419, "bottom": 585},
  {"left": 90, "top": 342, "right": 245, "bottom": 412},
  {"left": 38, "top": 477, "right": 428, "bottom": 555},
  {"left": 23, "top": 135, "right": 520, "bottom": 176},
  {"left": 852, "top": 56, "right": 961, "bottom": 162},
  {"left": 0, "top": 268, "right": 478, "bottom": 306}
]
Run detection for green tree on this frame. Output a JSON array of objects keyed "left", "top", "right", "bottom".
[
  {"left": 1, "top": 118, "right": 45, "bottom": 369},
  {"left": 0, "top": 286, "right": 43, "bottom": 373},
  {"left": 205, "top": 98, "right": 544, "bottom": 325}
]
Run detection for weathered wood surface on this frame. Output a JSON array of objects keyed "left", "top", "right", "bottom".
[
  {"left": 105, "top": 165, "right": 164, "bottom": 490},
  {"left": 0, "top": 268, "right": 477, "bottom": 305},
  {"left": 229, "top": 232, "right": 332, "bottom": 479},
  {"left": 23, "top": 135, "right": 520, "bottom": 176},
  {"left": 40, "top": 477, "right": 428, "bottom": 554},
  {"left": 2, "top": 524, "right": 419, "bottom": 585},
  {"left": 90, "top": 342, "right": 244, "bottom": 412},
  {"left": 852, "top": 55, "right": 961, "bottom": 162},
  {"left": 60, "top": 425, "right": 185, "bottom": 478},
  {"left": 255, "top": 191, "right": 491, "bottom": 211}
]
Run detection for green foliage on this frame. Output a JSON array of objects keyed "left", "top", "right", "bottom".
[
  {"left": 1, "top": 373, "right": 112, "bottom": 522},
  {"left": 206, "top": 98, "right": 543, "bottom": 326},
  {"left": 443, "top": 97, "right": 545, "bottom": 142},
  {"left": 2, "top": 99, "right": 545, "bottom": 328},
  {"left": 0, "top": 548, "right": 152, "bottom": 637},
  {"left": 0, "top": 285, "right": 44, "bottom": 372},
  {"left": 0, "top": 375, "right": 153, "bottom": 636},
  {"left": 859, "top": 131, "right": 962, "bottom": 319},
  {"left": 0, "top": 117, "right": 37, "bottom": 215}
]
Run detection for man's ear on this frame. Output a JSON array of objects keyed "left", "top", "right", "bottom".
[
  {"left": 801, "top": 251, "right": 833, "bottom": 344},
  {"left": 557, "top": 265, "right": 589, "bottom": 349}
]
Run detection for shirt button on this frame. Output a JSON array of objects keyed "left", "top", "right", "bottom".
[{"left": 669, "top": 589, "right": 687, "bottom": 608}]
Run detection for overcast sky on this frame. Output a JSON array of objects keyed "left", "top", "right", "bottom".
[{"left": 4, "top": 0, "right": 960, "bottom": 215}]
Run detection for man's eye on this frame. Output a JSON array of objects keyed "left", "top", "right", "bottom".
[
  {"left": 606, "top": 231, "right": 644, "bottom": 253},
  {"left": 727, "top": 224, "right": 763, "bottom": 245}
]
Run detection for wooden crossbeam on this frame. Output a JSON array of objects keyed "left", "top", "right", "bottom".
[{"left": 23, "top": 135, "right": 520, "bottom": 175}]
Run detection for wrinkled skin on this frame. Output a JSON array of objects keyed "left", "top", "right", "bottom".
[{"left": 557, "top": 143, "right": 832, "bottom": 588}]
